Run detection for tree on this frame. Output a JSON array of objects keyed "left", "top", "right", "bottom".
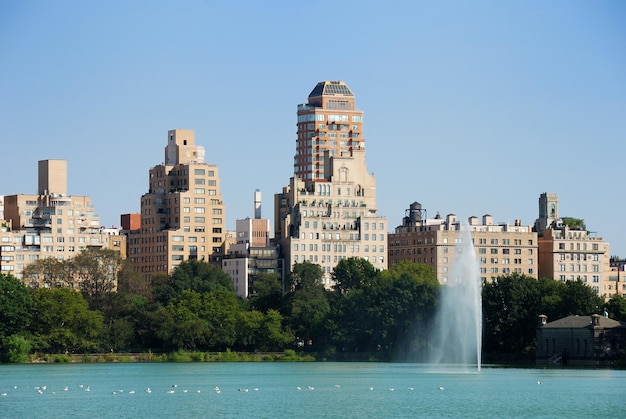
[
  {"left": 152, "top": 259, "right": 234, "bottom": 305},
  {"left": 30, "top": 288, "right": 103, "bottom": 353},
  {"left": 0, "top": 273, "right": 33, "bottom": 340},
  {"left": 604, "top": 295, "right": 626, "bottom": 322},
  {"left": 332, "top": 257, "right": 378, "bottom": 294},
  {"left": 560, "top": 279, "right": 603, "bottom": 316},
  {"left": 365, "top": 263, "right": 439, "bottom": 357},
  {"left": 249, "top": 272, "right": 284, "bottom": 313},
  {"left": 73, "top": 248, "right": 123, "bottom": 311},
  {"left": 285, "top": 262, "right": 329, "bottom": 348},
  {"left": 482, "top": 274, "right": 543, "bottom": 354},
  {"left": 1, "top": 335, "right": 32, "bottom": 363},
  {"left": 158, "top": 291, "right": 210, "bottom": 351},
  {"left": 21, "top": 257, "right": 71, "bottom": 288}
]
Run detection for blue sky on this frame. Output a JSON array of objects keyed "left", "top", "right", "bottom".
[{"left": 1, "top": 1, "right": 625, "bottom": 254}]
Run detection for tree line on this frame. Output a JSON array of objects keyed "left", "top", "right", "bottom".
[{"left": 1, "top": 248, "right": 624, "bottom": 363}]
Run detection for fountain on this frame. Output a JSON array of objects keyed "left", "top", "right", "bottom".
[{"left": 427, "top": 225, "right": 482, "bottom": 371}]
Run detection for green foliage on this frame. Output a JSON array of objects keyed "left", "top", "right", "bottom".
[
  {"left": 249, "top": 273, "right": 284, "bottom": 313},
  {"left": 22, "top": 248, "right": 123, "bottom": 312},
  {"left": 152, "top": 259, "right": 235, "bottom": 305},
  {"left": 561, "top": 217, "right": 586, "bottom": 230},
  {"left": 0, "top": 274, "right": 33, "bottom": 340},
  {"left": 285, "top": 262, "right": 329, "bottom": 348},
  {"left": 482, "top": 274, "right": 603, "bottom": 355},
  {"left": 604, "top": 295, "right": 626, "bottom": 321},
  {"left": 53, "top": 354, "right": 72, "bottom": 363},
  {"left": 326, "top": 260, "right": 439, "bottom": 358},
  {"left": 30, "top": 287, "right": 104, "bottom": 353},
  {"left": 2, "top": 334, "right": 32, "bottom": 363},
  {"left": 332, "top": 257, "right": 378, "bottom": 294}
]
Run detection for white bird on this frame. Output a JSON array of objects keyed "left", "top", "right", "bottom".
[
  {"left": 368, "top": 387, "right": 374, "bottom": 391},
  {"left": 182, "top": 389, "right": 188, "bottom": 393},
  {"left": 388, "top": 387, "right": 395, "bottom": 392},
  {"left": 129, "top": 390, "right": 136, "bottom": 394},
  {"left": 537, "top": 381, "right": 543, "bottom": 385},
  {"left": 145, "top": 388, "right": 152, "bottom": 394},
  {"left": 253, "top": 388, "right": 259, "bottom": 392},
  {"left": 296, "top": 386, "right": 302, "bottom": 391},
  {"left": 438, "top": 386, "right": 444, "bottom": 391},
  {"left": 63, "top": 386, "right": 69, "bottom": 392},
  {"left": 408, "top": 387, "right": 414, "bottom": 391},
  {"left": 334, "top": 384, "right": 340, "bottom": 388},
  {"left": 166, "top": 390, "right": 175, "bottom": 394},
  {"left": 307, "top": 386, "right": 314, "bottom": 391},
  {"left": 1, "top": 393, "right": 7, "bottom": 397},
  {"left": 195, "top": 390, "right": 201, "bottom": 393}
]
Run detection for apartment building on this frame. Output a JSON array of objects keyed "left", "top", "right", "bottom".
[
  {"left": 534, "top": 192, "right": 612, "bottom": 298},
  {"left": 0, "top": 159, "right": 125, "bottom": 284},
  {"left": 127, "top": 129, "right": 226, "bottom": 282},
  {"left": 294, "top": 80, "right": 364, "bottom": 182},
  {"left": 388, "top": 202, "right": 538, "bottom": 283},
  {"left": 275, "top": 81, "right": 387, "bottom": 286},
  {"left": 222, "top": 190, "right": 284, "bottom": 298}
]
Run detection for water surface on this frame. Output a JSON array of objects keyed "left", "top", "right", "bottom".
[{"left": 1, "top": 363, "right": 624, "bottom": 418}]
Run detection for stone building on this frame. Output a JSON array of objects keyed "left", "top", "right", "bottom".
[
  {"left": 0, "top": 159, "right": 125, "bottom": 286},
  {"left": 388, "top": 202, "right": 537, "bottom": 284},
  {"left": 274, "top": 81, "right": 387, "bottom": 286},
  {"left": 536, "top": 314, "right": 626, "bottom": 365},
  {"left": 126, "top": 129, "right": 226, "bottom": 283}
]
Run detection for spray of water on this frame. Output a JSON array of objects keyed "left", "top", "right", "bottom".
[{"left": 428, "top": 226, "right": 482, "bottom": 372}]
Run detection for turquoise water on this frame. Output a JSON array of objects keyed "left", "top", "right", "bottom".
[{"left": 0, "top": 363, "right": 625, "bottom": 418}]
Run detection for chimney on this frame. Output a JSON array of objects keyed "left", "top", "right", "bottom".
[{"left": 254, "top": 189, "right": 262, "bottom": 219}]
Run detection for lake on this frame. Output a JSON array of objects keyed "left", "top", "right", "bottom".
[{"left": 1, "top": 362, "right": 625, "bottom": 418}]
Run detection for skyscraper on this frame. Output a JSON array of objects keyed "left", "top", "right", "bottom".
[
  {"left": 294, "top": 81, "right": 364, "bottom": 182},
  {"left": 276, "top": 81, "right": 387, "bottom": 286},
  {"left": 127, "top": 129, "right": 226, "bottom": 282}
]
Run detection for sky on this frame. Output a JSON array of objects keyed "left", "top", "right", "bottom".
[{"left": 1, "top": 1, "right": 625, "bottom": 254}]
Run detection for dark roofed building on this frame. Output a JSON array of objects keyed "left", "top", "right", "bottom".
[{"left": 536, "top": 314, "right": 626, "bottom": 366}]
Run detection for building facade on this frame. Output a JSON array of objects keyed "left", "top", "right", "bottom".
[
  {"left": 275, "top": 81, "right": 387, "bottom": 286},
  {"left": 534, "top": 192, "right": 612, "bottom": 297},
  {"left": 388, "top": 202, "right": 538, "bottom": 284},
  {"left": 294, "top": 80, "right": 364, "bottom": 182},
  {"left": 126, "top": 129, "right": 226, "bottom": 282},
  {"left": 222, "top": 190, "right": 284, "bottom": 298},
  {"left": 536, "top": 314, "right": 626, "bottom": 366},
  {"left": 0, "top": 159, "right": 125, "bottom": 284}
]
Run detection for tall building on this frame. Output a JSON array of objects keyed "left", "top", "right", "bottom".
[
  {"left": 0, "top": 159, "right": 125, "bottom": 285},
  {"left": 127, "top": 129, "right": 226, "bottom": 282},
  {"left": 294, "top": 81, "right": 364, "bottom": 181},
  {"left": 534, "top": 193, "right": 612, "bottom": 297},
  {"left": 275, "top": 81, "right": 387, "bottom": 286},
  {"left": 222, "top": 190, "right": 284, "bottom": 298},
  {"left": 388, "top": 202, "right": 538, "bottom": 283}
]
